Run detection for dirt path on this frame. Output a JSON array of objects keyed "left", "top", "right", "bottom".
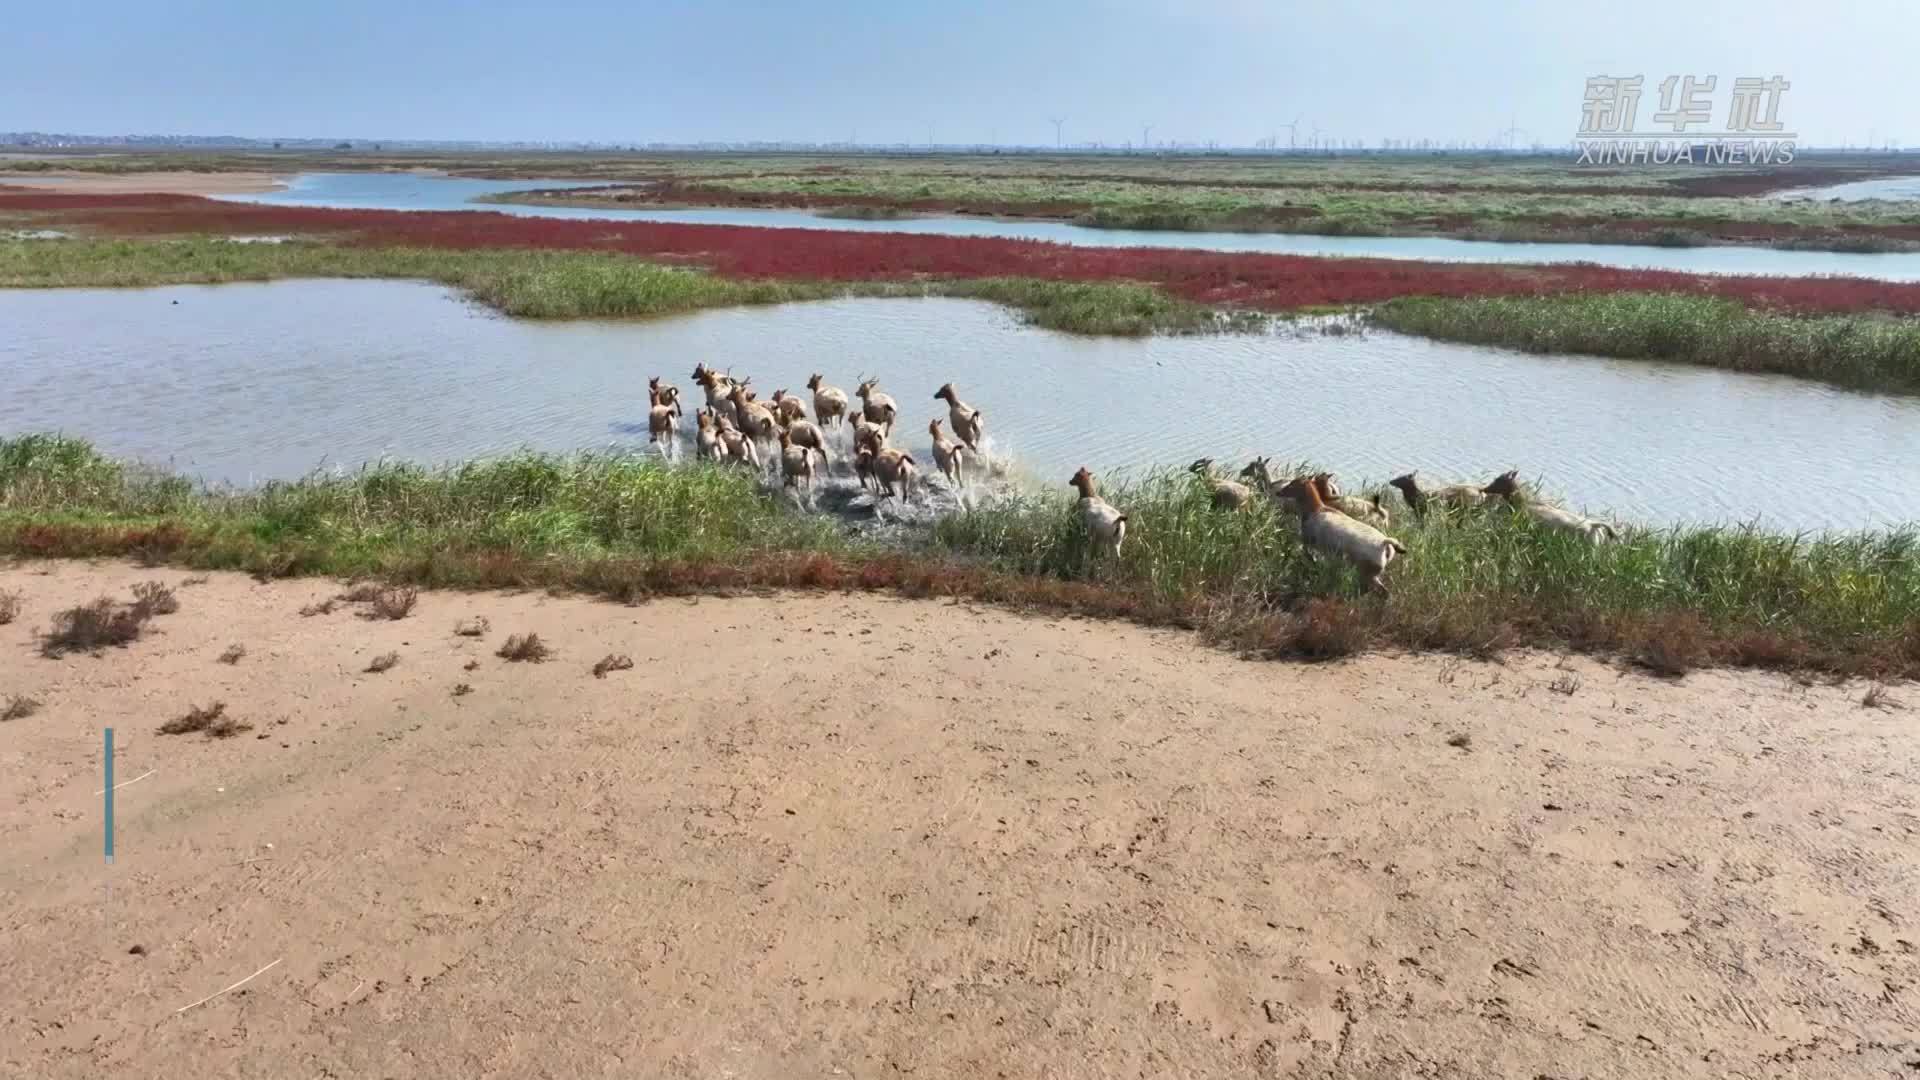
[
  {"left": 0, "top": 170, "right": 286, "bottom": 195},
  {"left": 1, "top": 561, "right": 1915, "bottom": 1078}
]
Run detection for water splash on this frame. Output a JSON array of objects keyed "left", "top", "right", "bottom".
[{"left": 642, "top": 417, "right": 1033, "bottom": 539}]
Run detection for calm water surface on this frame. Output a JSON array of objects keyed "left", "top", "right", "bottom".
[
  {"left": 6, "top": 281, "right": 1919, "bottom": 531},
  {"left": 220, "top": 172, "right": 1920, "bottom": 282},
  {"left": 1776, "top": 175, "right": 1920, "bottom": 202}
]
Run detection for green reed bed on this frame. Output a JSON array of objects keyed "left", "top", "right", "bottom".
[
  {"left": 0, "top": 236, "right": 1225, "bottom": 335},
  {"left": 594, "top": 170, "right": 1920, "bottom": 244},
  {"left": 13, "top": 237, "right": 1920, "bottom": 378},
  {"left": 0, "top": 237, "right": 842, "bottom": 318},
  {"left": 6, "top": 436, "right": 1917, "bottom": 677},
  {"left": 1, "top": 434, "right": 835, "bottom": 576},
  {"left": 667, "top": 172, "right": 1920, "bottom": 229},
  {"left": 1372, "top": 292, "right": 1920, "bottom": 394},
  {"left": 939, "top": 277, "right": 1231, "bottom": 335},
  {"left": 931, "top": 469, "right": 1920, "bottom": 673}
]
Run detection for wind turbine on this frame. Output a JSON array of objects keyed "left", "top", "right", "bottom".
[
  {"left": 1281, "top": 115, "right": 1301, "bottom": 150},
  {"left": 1047, "top": 117, "right": 1066, "bottom": 150},
  {"left": 1310, "top": 125, "right": 1326, "bottom": 151},
  {"left": 1142, "top": 123, "right": 1153, "bottom": 152}
]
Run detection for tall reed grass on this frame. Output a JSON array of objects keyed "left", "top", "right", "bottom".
[
  {"left": 1373, "top": 293, "right": 1920, "bottom": 393},
  {"left": 1, "top": 434, "right": 834, "bottom": 576},
  {"left": 931, "top": 470, "right": 1920, "bottom": 671},
  {"left": 5, "top": 436, "right": 1917, "bottom": 677}
]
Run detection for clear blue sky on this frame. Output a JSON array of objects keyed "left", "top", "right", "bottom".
[{"left": 7, "top": 0, "right": 1916, "bottom": 147}]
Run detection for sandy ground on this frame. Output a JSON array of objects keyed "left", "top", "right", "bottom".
[
  {"left": 1, "top": 561, "right": 1915, "bottom": 1079},
  {"left": 0, "top": 170, "right": 286, "bottom": 195}
]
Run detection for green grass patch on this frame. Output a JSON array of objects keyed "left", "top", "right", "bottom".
[
  {"left": 932, "top": 469, "right": 1920, "bottom": 674},
  {"left": 14, "top": 149, "right": 1920, "bottom": 247},
  {"left": 5, "top": 436, "right": 1918, "bottom": 679},
  {"left": 1, "top": 434, "right": 836, "bottom": 580},
  {"left": 813, "top": 204, "right": 916, "bottom": 220},
  {"left": 0, "top": 237, "right": 844, "bottom": 319},
  {"left": 518, "top": 166, "right": 1920, "bottom": 245},
  {"left": 1372, "top": 292, "right": 1920, "bottom": 394},
  {"left": 0, "top": 236, "right": 1239, "bottom": 335},
  {"left": 941, "top": 277, "right": 1231, "bottom": 335}
]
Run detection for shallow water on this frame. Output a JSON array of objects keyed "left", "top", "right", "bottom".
[
  {"left": 220, "top": 172, "right": 1920, "bottom": 282},
  {"left": 1775, "top": 175, "right": 1920, "bottom": 202},
  {"left": 7, "top": 280, "right": 1920, "bottom": 531}
]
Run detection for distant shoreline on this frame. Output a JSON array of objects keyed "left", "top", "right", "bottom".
[
  {"left": 480, "top": 182, "right": 1920, "bottom": 254},
  {"left": 0, "top": 170, "right": 288, "bottom": 195}
]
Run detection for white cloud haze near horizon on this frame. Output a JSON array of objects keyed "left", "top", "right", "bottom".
[{"left": 6, "top": 0, "right": 1916, "bottom": 148}]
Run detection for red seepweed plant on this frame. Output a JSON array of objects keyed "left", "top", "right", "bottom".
[{"left": 9, "top": 190, "right": 1920, "bottom": 317}]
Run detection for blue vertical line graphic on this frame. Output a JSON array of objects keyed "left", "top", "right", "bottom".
[{"left": 104, "top": 727, "right": 114, "bottom": 865}]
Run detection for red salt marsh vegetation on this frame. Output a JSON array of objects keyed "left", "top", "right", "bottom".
[
  {"left": 8, "top": 187, "right": 1920, "bottom": 316},
  {"left": 7, "top": 188, "right": 1920, "bottom": 390}
]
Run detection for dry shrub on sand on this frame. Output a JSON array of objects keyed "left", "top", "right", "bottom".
[
  {"left": 1230, "top": 597, "right": 1375, "bottom": 661},
  {"left": 2, "top": 695, "right": 43, "bottom": 722},
  {"left": 42, "top": 580, "right": 187, "bottom": 657},
  {"left": 369, "top": 586, "right": 418, "bottom": 621},
  {"left": 41, "top": 596, "right": 149, "bottom": 656},
  {"left": 335, "top": 581, "right": 417, "bottom": 620},
  {"left": 592, "top": 654, "right": 634, "bottom": 678},
  {"left": 130, "top": 580, "right": 179, "bottom": 616},
  {"left": 497, "top": 633, "right": 552, "bottom": 663},
  {"left": 159, "top": 701, "right": 251, "bottom": 738},
  {"left": 1634, "top": 612, "right": 1711, "bottom": 678}
]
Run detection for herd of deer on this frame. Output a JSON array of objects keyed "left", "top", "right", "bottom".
[
  {"left": 645, "top": 367, "right": 1616, "bottom": 595},
  {"left": 646, "top": 366, "right": 984, "bottom": 505},
  {"left": 1165, "top": 458, "right": 1618, "bottom": 594}
]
